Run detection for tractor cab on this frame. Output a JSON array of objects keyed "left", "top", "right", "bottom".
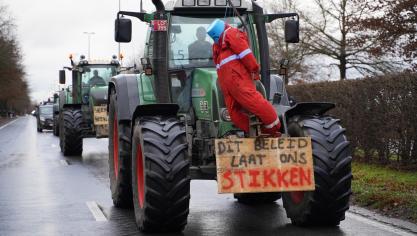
[
  {"left": 116, "top": 0, "right": 298, "bottom": 114},
  {"left": 59, "top": 55, "right": 120, "bottom": 105}
]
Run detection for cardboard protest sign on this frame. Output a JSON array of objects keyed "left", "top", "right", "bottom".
[
  {"left": 93, "top": 105, "right": 108, "bottom": 126},
  {"left": 215, "top": 137, "right": 315, "bottom": 194}
]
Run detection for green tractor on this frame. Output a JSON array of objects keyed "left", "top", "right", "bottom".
[
  {"left": 58, "top": 55, "right": 120, "bottom": 156},
  {"left": 109, "top": 0, "right": 352, "bottom": 232}
]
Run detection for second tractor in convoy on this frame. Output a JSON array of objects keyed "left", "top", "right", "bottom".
[{"left": 58, "top": 55, "right": 120, "bottom": 156}]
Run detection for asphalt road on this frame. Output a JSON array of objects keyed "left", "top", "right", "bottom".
[{"left": 0, "top": 116, "right": 415, "bottom": 236}]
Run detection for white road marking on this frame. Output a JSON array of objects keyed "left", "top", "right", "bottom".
[
  {"left": 346, "top": 212, "right": 415, "bottom": 236},
  {"left": 0, "top": 118, "right": 20, "bottom": 130},
  {"left": 86, "top": 201, "right": 107, "bottom": 222},
  {"left": 60, "top": 160, "right": 69, "bottom": 166}
]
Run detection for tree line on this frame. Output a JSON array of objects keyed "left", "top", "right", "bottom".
[
  {"left": 0, "top": 2, "right": 31, "bottom": 116},
  {"left": 268, "top": 0, "right": 416, "bottom": 83}
]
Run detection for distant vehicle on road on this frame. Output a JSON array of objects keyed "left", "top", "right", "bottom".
[
  {"left": 52, "top": 93, "right": 60, "bottom": 136},
  {"left": 36, "top": 104, "right": 54, "bottom": 132}
]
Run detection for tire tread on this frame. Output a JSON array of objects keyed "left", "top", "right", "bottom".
[
  {"left": 283, "top": 116, "right": 352, "bottom": 226},
  {"left": 133, "top": 116, "right": 190, "bottom": 232}
]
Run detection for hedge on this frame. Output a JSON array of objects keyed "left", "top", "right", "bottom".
[{"left": 287, "top": 73, "right": 417, "bottom": 167}]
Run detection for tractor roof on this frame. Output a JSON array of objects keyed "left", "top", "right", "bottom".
[
  {"left": 75, "top": 59, "right": 120, "bottom": 67},
  {"left": 165, "top": 0, "right": 253, "bottom": 12},
  {"left": 71, "top": 55, "right": 120, "bottom": 68}
]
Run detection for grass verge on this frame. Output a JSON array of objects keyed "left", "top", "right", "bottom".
[{"left": 352, "top": 161, "right": 417, "bottom": 223}]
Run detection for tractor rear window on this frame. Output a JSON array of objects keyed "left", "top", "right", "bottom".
[
  {"left": 81, "top": 66, "right": 118, "bottom": 88},
  {"left": 169, "top": 15, "right": 243, "bottom": 69},
  {"left": 39, "top": 106, "right": 53, "bottom": 116}
]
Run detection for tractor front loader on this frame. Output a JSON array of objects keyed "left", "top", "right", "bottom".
[{"left": 108, "top": 0, "right": 352, "bottom": 232}]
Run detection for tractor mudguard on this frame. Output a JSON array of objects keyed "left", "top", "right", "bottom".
[
  {"left": 131, "top": 104, "right": 180, "bottom": 138},
  {"left": 63, "top": 104, "right": 82, "bottom": 109},
  {"left": 132, "top": 104, "right": 179, "bottom": 121},
  {"left": 285, "top": 102, "right": 335, "bottom": 119},
  {"left": 108, "top": 74, "right": 140, "bottom": 121}
]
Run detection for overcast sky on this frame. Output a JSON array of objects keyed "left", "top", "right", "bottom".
[
  {"left": 6, "top": 0, "right": 160, "bottom": 102},
  {"left": 5, "top": 0, "right": 284, "bottom": 102}
]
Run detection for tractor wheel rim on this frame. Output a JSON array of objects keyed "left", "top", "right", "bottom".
[
  {"left": 113, "top": 114, "right": 119, "bottom": 179},
  {"left": 290, "top": 191, "right": 305, "bottom": 205},
  {"left": 136, "top": 143, "right": 144, "bottom": 208}
]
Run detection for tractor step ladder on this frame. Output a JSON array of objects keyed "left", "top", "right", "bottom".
[{"left": 248, "top": 114, "right": 262, "bottom": 138}]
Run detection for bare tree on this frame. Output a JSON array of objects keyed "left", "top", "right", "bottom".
[
  {"left": 267, "top": 0, "right": 316, "bottom": 84},
  {"left": 300, "top": 0, "right": 401, "bottom": 80},
  {"left": 353, "top": 0, "right": 417, "bottom": 70},
  {"left": 0, "top": 2, "right": 30, "bottom": 115}
]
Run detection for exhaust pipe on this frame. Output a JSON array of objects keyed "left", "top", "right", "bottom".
[
  {"left": 151, "top": 0, "right": 170, "bottom": 103},
  {"left": 152, "top": 0, "right": 165, "bottom": 12}
]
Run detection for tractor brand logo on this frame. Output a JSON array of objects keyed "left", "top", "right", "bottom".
[{"left": 199, "top": 100, "right": 209, "bottom": 113}]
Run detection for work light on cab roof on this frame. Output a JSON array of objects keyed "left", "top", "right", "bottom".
[
  {"left": 169, "top": 0, "right": 248, "bottom": 9},
  {"left": 75, "top": 55, "right": 120, "bottom": 66}
]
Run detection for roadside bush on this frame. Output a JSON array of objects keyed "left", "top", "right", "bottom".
[{"left": 287, "top": 73, "right": 417, "bottom": 167}]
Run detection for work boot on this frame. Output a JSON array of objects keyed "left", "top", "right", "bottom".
[{"left": 261, "top": 125, "right": 282, "bottom": 137}]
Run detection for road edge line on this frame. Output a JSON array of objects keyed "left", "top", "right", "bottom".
[
  {"left": 86, "top": 201, "right": 107, "bottom": 222},
  {"left": 0, "top": 118, "right": 20, "bottom": 130}
]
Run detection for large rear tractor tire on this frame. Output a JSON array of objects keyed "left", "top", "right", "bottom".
[
  {"left": 283, "top": 116, "right": 352, "bottom": 226},
  {"left": 132, "top": 116, "right": 190, "bottom": 232},
  {"left": 108, "top": 90, "right": 133, "bottom": 208},
  {"left": 234, "top": 193, "right": 281, "bottom": 205},
  {"left": 59, "top": 108, "right": 83, "bottom": 156}
]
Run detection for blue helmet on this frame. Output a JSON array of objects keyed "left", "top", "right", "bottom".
[{"left": 207, "top": 19, "right": 225, "bottom": 44}]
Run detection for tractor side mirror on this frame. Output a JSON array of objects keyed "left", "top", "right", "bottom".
[
  {"left": 285, "top": 19, "right": 300, "bottom": 43},
  {"left": 59, "top": 70, "right": 66, "bottom": 84},
  {"left": 115, "top": 17, "right": 132, "bottom": 43}
]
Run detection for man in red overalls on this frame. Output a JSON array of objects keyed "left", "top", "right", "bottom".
[{"left": 207, "top": 19, "right": 281, "bottom": 136}]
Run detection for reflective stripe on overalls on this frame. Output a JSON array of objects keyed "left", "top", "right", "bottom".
[
  {"left": 216, "top": 49, "right": 252, "bottom": 70},
  {"left": 216, "top": 27, "right": 253, "bottom": 70}
]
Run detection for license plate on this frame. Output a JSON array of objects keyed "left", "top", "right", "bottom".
[
  {"left": 215, "top": 137, "right": 315, "bottom": 194},
  {"left": 152, "top": 20, "right": 168, "bottom": 32}
]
